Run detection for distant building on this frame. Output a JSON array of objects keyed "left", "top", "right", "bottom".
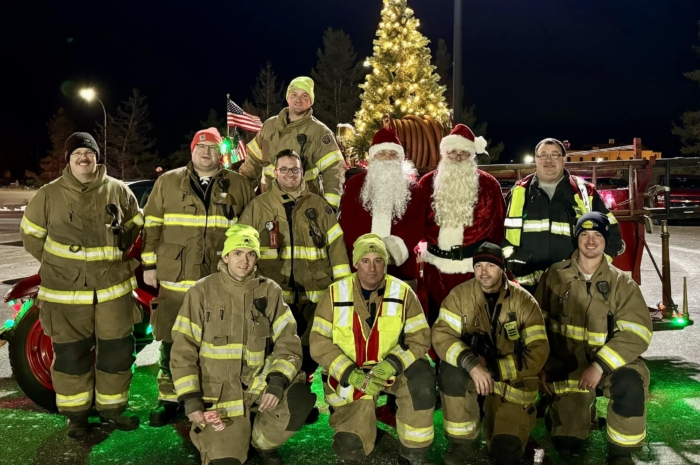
[{"left": 565, "top": 139, "right": 661, "bottom": 162}]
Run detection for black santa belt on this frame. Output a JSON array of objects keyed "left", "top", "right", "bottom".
[{"left": 427, "top": 240, "right": 486, "bottom": 261}]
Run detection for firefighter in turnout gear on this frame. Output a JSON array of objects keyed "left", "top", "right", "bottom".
[
  {"left": 239, "top": 149, "right": 351, "bottom": 384},
  {"left": 502, "top": 138, "right": 622, "bottom": 293},
  {"left": 142, "top": 128, "right": 255, "bottom": 426},
  {"left": 432, "top": 242, "right": 550, "bottom": 465},
  {"left": 170, "top": 225, "right": 315, "bottom": 465},
  {"left": 310, "top": 234, "right": 434, "bottom": 465},
  {"left": 20, "top": 132, "right": 145, "bottom": 437},
  {"left": 238, "top": 76, "right": 346, "bottom": 210},
  {"left": 535, "top": 212, "right": 652, "bottom": 465}
]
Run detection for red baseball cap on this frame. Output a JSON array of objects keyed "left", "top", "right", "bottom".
[{"left": 191, "top": 127, "right": 222, "bottom": 152}]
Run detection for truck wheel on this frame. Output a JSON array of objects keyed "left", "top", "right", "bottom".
[{"left": 8, "top": 304, "right": 57, "bottom": 412}]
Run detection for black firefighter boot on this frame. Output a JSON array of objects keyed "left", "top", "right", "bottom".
[
  {"left": 607, "top": 442, "right": 635, "bottom": 465},
  {"left": 66, "top": 411, "right": 90, "bottom": 439},
  {"left": 441, "top": 439, "right": 479, "bottom": 465},
  {"left": 399, "top": 444, "right": 432, "bottom": 465},
  {"left": 254, "top": 448, "right": 284, "bottom": 465},
  {"left": 149, "top": 401, "right": 181, "bottom": 427},
  {"left": 99, "top": 408, "right": 140, "bottom": 431}
]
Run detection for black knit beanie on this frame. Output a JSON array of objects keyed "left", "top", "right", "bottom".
[{"left": 64, "top": 132, "right": 100, "bottom": 162}]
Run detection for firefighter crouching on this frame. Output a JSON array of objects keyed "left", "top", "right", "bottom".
[
  {"left": 432, "top": 242, "right": 550, "bottom": 465},
  {"left": 142, "top": 127, "right": 255, "bottom": 426},
  {"left": 239, "top": 149, "right": 351, "bottom": 388},
  {"left": 170, "top": 225, "right": 316, "bottom": 465},
  {"left": 309, "top": 234, "right": 434, "bottom": 465},
  {"left": 20, "top": 132, "right": 145, "bottom": 437},
  {"left": 535, "top": 212, "right": 652, "bottom": 465}
]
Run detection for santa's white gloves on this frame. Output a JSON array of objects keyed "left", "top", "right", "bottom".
[{"left": 382, "top": 235, "right": 409, "bottom": 266}]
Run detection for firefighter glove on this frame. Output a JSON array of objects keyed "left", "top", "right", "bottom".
[{"left": 370, "top": 360, "right": 396, "bottom": 381}]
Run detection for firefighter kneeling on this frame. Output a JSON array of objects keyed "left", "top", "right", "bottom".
[
  {"left": 535, "top": 213, "right": 652, "bottom": 465},
  {"left": 170, "top": 225, "right": 315, "bottom": 465},
  {"left": 432, "top": 243, "right": 550, "bottom": 465},
  {"left": 310, "top": 234, "right": 434, "bottom": 464}
]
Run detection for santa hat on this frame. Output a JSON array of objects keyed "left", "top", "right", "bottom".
[
  {"left": 368, "top": 127, "right": 404, "bottom": 160},
  {"left": 440, "top": 124, "right": 488, "bottom": 156}
]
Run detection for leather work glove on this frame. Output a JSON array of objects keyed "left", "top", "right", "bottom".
[
  {"left": 347, "top": 368, "right": 370, "bottom": 392},
  {"left": 364, "top": 375, "right": 385, "bottom": 397},
  {"left": 382, "top": 235, "right": 409, "bottom": 266},
  {"left": 370, "top": 360, "right": 396, "bottom": 381}
]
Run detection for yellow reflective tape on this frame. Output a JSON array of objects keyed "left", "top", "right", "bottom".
[
  {"left": 607, "top": 425, "right": 646, "bottom": 446},
  {"left": 56, "top": 390, "right": 93, "bottom": 408},
  {"left": 209, "top": 399, "right": 245, "bottom": 418},
  {"left": 124, "top": 213, "right": 145, "bottom": 228},
  {"left": 141, "top": 252, "right": 157, "bottom": 265},
  {"left": 607, "top": 211, "right": 619, "bottom": 225},
  {"left": 304, "top": 289, "right": 326, "bottom": 303},
  {"left": 436, "top": 308, "right": 462, "bottom": 334},
  {"left": 444, "top": 419, "right": 478, "bottom": 437},
  {"left": 160, "top": 280, "right": 197, "bottom": 292},
  {"left": 163, "top": 214, "right": 235, "bottom": 229},
  {"left": 20, "top": 216, "right": 47, "bottom": 238},
  {"left": 550, "top": 221, "right": 571, "bottom": 236},
  {"left": 252, "top": 427, "right": 278, "bottom": 450},
  {"left": 44, "top": 236, "right": 123, "bottom": 262},
  {"left": 316, "top": 149, "right": 343, "bottom": 171},
  {"left": 174, "top": 375, "right": 200, "bottom": 396},
  {"left": 173, "top": 315, "right": 203, "bottom": 343},
  {"left": 271, "top": 359, "right": 297, "bottom": 381},
  {"left": 324, "top": 192, "right": 341, "bottom": 208},
  {"left": 552, "top": 379, "right": 589, "bottom": 395},
  {"left": 200, "top": 341, "right": 244, "bottom": 360},
  {"left": 272, "top": 309, "right": 295, "bottom": 342},
  {"left": 446, "top": 340, "right": 469, "bottom": 366},
  {"left": 403, "top": 313, "right": 429, "bottom": 334},
  {"left": 521, "top": 325, "right": 547, "bottom": 345},
  {"left": 95, "top": 390, "right": 129, "bottom": 405},
  {"left": 96, "top": 277, "right": 138, "bottom": 303},
  {"left": 330, "top": 354, "right": 354, "bottom": 380},
  {"left": 247, "top": 138, "right": 262, "bottom": 160},
  {"left": 332, "top": 264, "right": 352, "bottom": 280},
  {"left": 616, "top": 320, "right": 652, "bottom": 344},
  {"left": 304, "top": 167, "right": 320, "bottom": 182},
  {"left": 144, "top": 215, "right": 164, "bottom": 227},
  {"left": 597, "top": 345, "right": 626, "bottom": 370},
  {"left": 396, "top": 420, "right": 434, "bottom": 443},
  {"left": 327, "top": 223, "right": 343, "bottom": 245},
  {"left": 158, "top": 393, "right": 179, "bottom": 401},
  {"left": 523, "top": 219, "right": 550, "bottom": 232},
  {"left": 549, "top": 320, "right": 606, "bottom": 346},
  {"left": 258, "top": 247, "right": 279, "bottom": 259},
  {"left": 263, "top": 164, "right": 275, "bottom": 178},
  {"left": 245, "top": 348, "right": 266, "bottom": 367},
  {"left": 38, "top": 286, "right": 94, "bottom": 305},
  {"left": 312, "top": 317, "right": 333, "bottom": 337},
  {"left": 493, "top": 381, "right": 538, "bottom": 405},
  {"left": 387, "top": 345, "right": 416, "bottom": 369},
  {"left": 498, "top": 354, "right": 518, "bottom": 381}
]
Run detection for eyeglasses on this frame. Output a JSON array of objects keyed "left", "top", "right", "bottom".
[
  {"left": 535, "top": 153, "right": 564, "bottom": 160},
  {"left": 70, "top": 150, "right": 96, "bottom": 157},
  {"left": 445, "top": 150, "right": 471, "bottom": 160},
  {"left": 277, "top": 167, "right": 302, "bottom": 175},
  {"left": 195, "top": 144, "right": 220, "bottom": 154}
]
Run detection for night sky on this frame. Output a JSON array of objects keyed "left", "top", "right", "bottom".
[{"left": 2, "top": 0, "right": 700, "bottom": 177}]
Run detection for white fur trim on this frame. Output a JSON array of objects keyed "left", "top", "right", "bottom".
[
  {"left": 368, "top": 142, "right": 404, "bottom": 159},
  {"left": 383, "top": 235, "right": 409, "bottom": 266},
  {"left": 422, "top": 249, "right": 474, "bottom": 274},
  {"left": 371, "top": 211, "right": 392, "bottom": 238},
  {"left": 440, "top": 135, "right": 488, "bottom": 155},
  {"left": 438, "top": 226, "right": 464, "bottom": 250}
]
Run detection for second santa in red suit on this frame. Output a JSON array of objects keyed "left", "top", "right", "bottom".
[
  {"left": 418, "top": 124, "right": 506, "bottom": 323},
  {"left": 340, "top": 127, "right": 424, "bottom": 283}
]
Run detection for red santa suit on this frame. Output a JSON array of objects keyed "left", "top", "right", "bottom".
[
  {"left": 339, "top": 128, "right": 424, "bottom": 281},
  {"left": 418, "top": 124, "right": 506, "bottom": 322}
]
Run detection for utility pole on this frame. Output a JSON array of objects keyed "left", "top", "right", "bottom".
[{"left": 453, "top": 0, "right": 463, "bottom": 124}]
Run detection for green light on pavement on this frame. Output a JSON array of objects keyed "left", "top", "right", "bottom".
[{"left": 146, "top": 325, "right": 153, "bottom": 335}]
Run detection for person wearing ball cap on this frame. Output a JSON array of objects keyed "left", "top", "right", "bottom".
[
  {"left": 238, "top": 76, "right": 346, "bottom": 210},
  {"left": 170, "top": 224, "right": 315, "bottom": 465},
  {"left": 432, "top": 242, "right": 549, "bottom": 465},
  {"left": 142, "top": 126, "right": 254, "bottom": 427},
  {"left": 535, "top": 212, "right": 652, "bottom": 465},
  {"left": 310, "top": 233, "right": 434, "bottom": 464}
]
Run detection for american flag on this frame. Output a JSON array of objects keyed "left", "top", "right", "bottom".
[
  {"left": 227, "top": 99, "right": 263, "bottom": 132},
  {"left": 235, "top": 137, "right": 248, "bottom": 160}
]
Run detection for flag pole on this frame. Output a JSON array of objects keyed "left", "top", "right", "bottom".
[{"left": 226, "top": 94, "right": 230, "bottom": 137}]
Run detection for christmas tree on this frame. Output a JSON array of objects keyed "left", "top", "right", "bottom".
[{"left": 353, "top": 0, "right": 449, "bottom": 154}]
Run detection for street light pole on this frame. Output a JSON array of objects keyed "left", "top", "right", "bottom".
[
  {"left": 453, "top": 0, "right": 463, "bottom": 125},
  {"left": 79, "top": 88, "right": 108, "bottom": 168}
]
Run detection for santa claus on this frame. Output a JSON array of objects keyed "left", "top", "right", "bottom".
[
  {"left": 339, "top": 127, "right": 424, "bottom": 283},
  {"left": 418, "top": 123, "right": 506, "bottom": 321}
]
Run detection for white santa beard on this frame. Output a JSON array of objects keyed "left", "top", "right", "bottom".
[
  {"left": 361, "top": 159, "right": 415, "bottom": 237},
  {"left": 432, "top": 158, "right": 480, "bottom": 249}
]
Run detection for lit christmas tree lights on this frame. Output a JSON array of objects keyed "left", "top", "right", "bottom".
[{"left": 353, "top": 0, "right": 449, "bottom": 155}]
